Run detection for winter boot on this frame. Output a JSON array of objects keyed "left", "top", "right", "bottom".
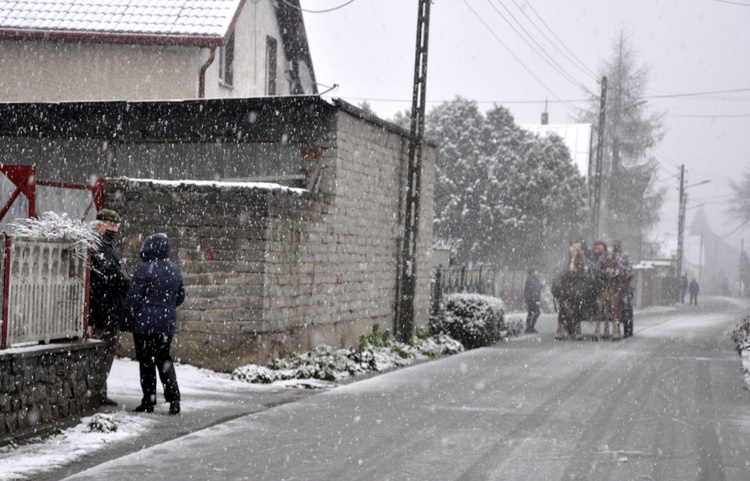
[{"left": 133, "top": 403, "right": 154, "bottom": 413}]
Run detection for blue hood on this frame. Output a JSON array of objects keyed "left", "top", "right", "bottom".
[{"left": 140, "top": 233, "right": 170, "bottom": 262}]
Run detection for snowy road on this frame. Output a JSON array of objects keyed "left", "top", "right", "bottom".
[{"left": 63, "top": 298, "right": 750, "bottom": 481}]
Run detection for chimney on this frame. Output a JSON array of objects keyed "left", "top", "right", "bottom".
[{"left": 541, "top": 112, "right": 549, "bottom": 125}]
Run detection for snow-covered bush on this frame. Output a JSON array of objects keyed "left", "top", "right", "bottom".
[
  {"left": 7, "top": 211, "right": 100, "bottom": 261},
  {"left": 87, "top": 414, "right": 119, "bottom": 433},
  {"left": 230, "top": 324, "right": 464, "bottom": 384},
  {"left": 732, "top": 315, "right": 750, "bottom": 353},
  {"left": 430, "top": 292, "right": 506, "bottom": 350},
  {"left": 502, "top": 312, "right": 525, "bottom": 337}
]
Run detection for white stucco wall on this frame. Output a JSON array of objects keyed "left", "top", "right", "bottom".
[
  {"left": 204, "top": 0, "right": 291, "bottom": 99},
  {"left": 0, "top": 41, "right": 202, "bottom": 101},
  {"left": 0, "top": 0, "right": 291, "bottom": 102}
]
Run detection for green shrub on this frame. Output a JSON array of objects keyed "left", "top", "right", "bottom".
[{"left": 430, "top": 293, "right": 505, "bottom": 350}]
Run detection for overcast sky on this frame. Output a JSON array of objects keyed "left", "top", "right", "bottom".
[{"left": 300, "top": 0, "right": 750, "bottom": 255}]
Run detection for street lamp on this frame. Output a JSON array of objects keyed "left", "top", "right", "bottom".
[{"left": 676, "top": 167, "right": 710, "bottom": 287}]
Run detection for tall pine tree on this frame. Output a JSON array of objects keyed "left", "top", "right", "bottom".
[{"left": 579, "top": 31, "right": 665, "bottom": 256}]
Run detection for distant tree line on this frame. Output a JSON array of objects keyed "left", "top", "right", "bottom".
[{"left": 393, "top": 98, "right": 588, "bottom": 272}]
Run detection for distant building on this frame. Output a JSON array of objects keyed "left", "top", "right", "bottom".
[
  {"left": 0, "top": 0, "right": 316, "bottom": 101},
  {"left": 522, "top": 123, "right": 592, "bottom": 178}
]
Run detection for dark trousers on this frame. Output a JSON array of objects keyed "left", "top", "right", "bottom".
[
  {"left": 94, "top": 325, "right": 120, "bottom": 399},
  {"left": 526, "top": 301, "right": 540, "bottom": 329},
  {"left": 690, "top": 293, "right": 698, "bottom": 305},
  {"left": 134, "top": 333, "right": 180, "bottom": 406}
]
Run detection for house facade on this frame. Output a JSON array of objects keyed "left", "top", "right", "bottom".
[{"left": 0, "top": 0, "right": 316, "bottom": 101}]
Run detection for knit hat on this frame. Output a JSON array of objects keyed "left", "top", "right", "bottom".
[{"left": 96, "top": 209, "right": 122, "bottom": 223}]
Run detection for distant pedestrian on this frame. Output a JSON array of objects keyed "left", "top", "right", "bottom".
[
  {"left": 680, "top": 275, "right": 688, "bottom": 303},
  {"left": 122, "top": 233, "right": 186, "bottom": 415},
  {"left": 613, "top": 240, "right": 634, "bottom": 337},
  {"left": 524, "top": 268, "right": 542, "bottom": 334},
  {"left": 89, "top": 209, "right": 131, "bottom": 407},
  {"left": 689, "top": 279, "right": 700, "bottom": 305}
]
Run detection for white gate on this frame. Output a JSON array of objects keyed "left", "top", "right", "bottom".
[{"left": 0, "top": 235, "right": 90, "bottom": 348}]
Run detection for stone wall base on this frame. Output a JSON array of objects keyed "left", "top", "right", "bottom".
[{"left": 0, "top": 341, "right": 104, "bottom": 444}]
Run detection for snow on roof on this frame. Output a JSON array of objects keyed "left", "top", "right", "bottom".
[
  {"left": 0, "top": 0, "right": 243, "bottom": 42},
  {"left": 633, "top": 260, "right": 673, "bottom": 270},
  {"left": 522, "top": 123, "right": 592, "bottom": 178}
]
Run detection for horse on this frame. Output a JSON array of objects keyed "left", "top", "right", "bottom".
[
  {"left": 592, "top": 248, "right": 629, "bottom": 340},
  {"left": 551, "top": 242, "right": 595, "bottom": 340}
]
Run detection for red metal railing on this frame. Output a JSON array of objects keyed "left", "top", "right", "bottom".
[{"left": 0, "top": 164, "right": 104, "bottom": 222}]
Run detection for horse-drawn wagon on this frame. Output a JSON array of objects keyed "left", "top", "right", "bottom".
[{"left": 551, "top": 241, "right": 633, "bottom": 340}]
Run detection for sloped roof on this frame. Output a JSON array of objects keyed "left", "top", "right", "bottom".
[{"left": 0, "top": 0, "right": 245, "bottom": 46}]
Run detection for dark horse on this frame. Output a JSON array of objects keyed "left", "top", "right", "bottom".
[
  {"left": 551, "top": 242, "right": 595, "bottom": 340},
  {"left": 593, "top": 248, "right": 629, "bottom": 340}
]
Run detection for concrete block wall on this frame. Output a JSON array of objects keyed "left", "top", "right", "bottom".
[
  {"left": 106, "top": 179, "right": 318, "bottom": 371},
  {"left": 332, "top": 112, "right": 435, "bottom": 333},
  {"left": 106, "top": 108, "right": 435, "bottom": 373}
]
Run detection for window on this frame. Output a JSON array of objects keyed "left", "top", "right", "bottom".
[
  {"left": 265, "top": 36, "right": 277, "bottom": 95},
  {"left": 219, "top": 31, "right": 235, "bottom": 87}
]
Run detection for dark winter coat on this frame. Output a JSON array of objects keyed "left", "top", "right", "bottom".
[
  {"left": 524, "top": 273, "right": 542, "bottom": 304},
  {"left": 689, "top": 280, "right": 700, "bottom": 295},
  {"left": 122, "top": 233, "right": 186, "bottom": 337},
  {"left": 89, "top": 230, "right": 131, "bottom": 329}
]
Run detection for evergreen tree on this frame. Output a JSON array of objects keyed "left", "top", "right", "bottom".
[
  {"left": 579, "top": 31, "right": 665, "bottom": 255},
  {"left": 423, "top": 97, "right": 588, "bottom": 270}
]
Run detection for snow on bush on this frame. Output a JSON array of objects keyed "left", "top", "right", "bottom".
[
  {"left": 732, "top": 315, "right": 750, "bottom": 389},
  {"left": 732, "top": 315, "right": 750, "bottom": 353},
  {"left": 430, "top": 292, "right": 507, "bottom": 350},
  {"left": 6, "top": 211, "right": 100, "bottom": 260},
  {"left": 87, "top": 413, "right": 119, "bottom": 433},
  {"left": 231, "top": 324, "right": 464, "bottom": 384}
]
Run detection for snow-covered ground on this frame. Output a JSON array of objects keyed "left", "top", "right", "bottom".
[
  {"left": 0, "top": 333, "right": 463, "bottom": 481},
  {"left": 0, "top": 359, "right": 287, "bottom": 481},
  {"left": 1, "top": 302, "right": 748, "bottom": 481}
]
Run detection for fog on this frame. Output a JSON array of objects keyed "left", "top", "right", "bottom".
[{"left": 301, "top": 0, "right": 750, "bottom": 254}]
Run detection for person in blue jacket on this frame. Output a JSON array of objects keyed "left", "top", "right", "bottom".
[{"left": 122, "top": 233, "right": 186, "bottom": 415}]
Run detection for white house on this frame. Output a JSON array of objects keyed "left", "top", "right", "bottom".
[{"left": 0, "top": 0, "right": 316, "bottom": 101}]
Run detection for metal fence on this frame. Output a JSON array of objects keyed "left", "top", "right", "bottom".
[
  {"left": 432, "top": 265, "right": 495, "bottom": 313},
  {"left": 0, "top": 235, "right": 90, "bottom": 349}
]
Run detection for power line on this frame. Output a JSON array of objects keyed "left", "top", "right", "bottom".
[
  {"left": 330, "top": 86, "right": 750, "bottom": 107},
  {"left": 518, "top": 0, "right": 599, "bottom": 81},
  {"left": 287, "top": 0, "right": 357, "bottom": 14},
  {"left": 459, "top": 0, "right": 580, "bottom": 117},
  {"left": 647, "top": 87, "right": 750, "bottom": 99},
  {"left": 712, "top": 0, "right": 750, "bottom": 6},
  {"left": 667, "top": 113, "right": 750, "bottom": 119},
  {"left": 484, "top": 0, "right": 592, "bottom": 92}
]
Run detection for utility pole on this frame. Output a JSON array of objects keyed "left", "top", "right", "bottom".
[
  {"left": 396, "top": 0, "right": 431, "bottom": 343},
  {"left": 591, "top": 76, "right": 607, "bottom": 240},
  {"left": 676, "top": 165, "right": 686, "bottom": 283}
]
